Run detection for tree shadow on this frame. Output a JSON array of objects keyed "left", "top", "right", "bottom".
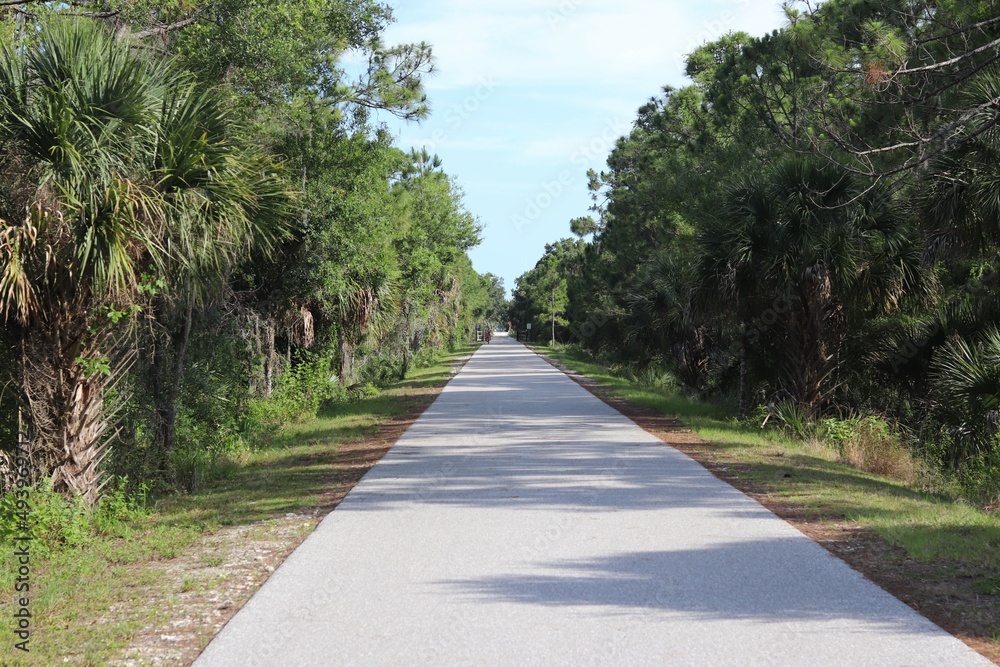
[{"left": 437, "top": 540, "right": 946, "bottom": 635}]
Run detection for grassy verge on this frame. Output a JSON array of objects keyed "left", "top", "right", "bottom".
[
  {"left": 0, "top": 343, "right": 476, "bottom": 666},
  {"left": 535, "top": 343, "right": 1000, "bottom": 662}
]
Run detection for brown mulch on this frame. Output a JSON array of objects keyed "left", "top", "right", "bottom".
[
  {"left": 110, "top": 358, "right": 469, "bottom": 666},
  {"left": 543, "top": 353, "right": 1000, "bottom": 666}
]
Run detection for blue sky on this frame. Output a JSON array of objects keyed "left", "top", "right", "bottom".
[{"left": 380, "top": 1, "right": 790, "bottom": 297}]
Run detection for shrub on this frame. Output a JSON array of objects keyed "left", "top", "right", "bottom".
[
  {"left": 269, "top": 353, "right": 341, "bottom": 422},
  {"left": 820, "top": 416, "right": 919, "bottom": 483},
  {"left": 0, "top": 484, "right": 90, "bottom": 555},
  {"left": 771, "top": 399, "right": 811, "bottom": 438},
  {"left": 928, "top": 328, "right": 1000, "bottom": 466},
  {"left": 626, "top": 364, "right": 680, "bottom": 391},
  {"left": 357, "top": 348, "right": 404, "bottom": 387},
  {"left": 172, "top": 415, "right": 251, "bottom": 491},
  {"left": 93, "top": 476, "right": 149, "bottom": 536},
  {"left": 0, "top": 476, "right": 150, "bottom": 554},
  {"left": 957, "top": 450, "right": 1000, "bottom": 509}
]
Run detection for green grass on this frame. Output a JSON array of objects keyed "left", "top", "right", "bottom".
[
  {"left": 538, "top": 343, "right": 1000, "bottom": 571},
  {"left": 0, "top": 344, "right": 476, "bottom": 666}
]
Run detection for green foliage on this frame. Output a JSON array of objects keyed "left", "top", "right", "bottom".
[
  {"left": 0, "top": 16, "right": 293, "bottom": 502},
  {"left": 929, "top": 328, "right": 1000, "bottom": 467},
  {"left": 770, "top": 400, "right": 811, "bottom": 439},
  {"left": 169, "top": 431, "right": 247, "bottom": 492},
  {"left": 511, "top": 0, "right": 1000, "bottom": 505},
  {"left": 272, "top": 351, "right": 347, "bottom": 419},
  {"left": 0, "top": 8, "right": 492, "bottom": 507},
  {"left": 479, "top": 273, "right": 509, "bottom": 325},
  {"left": 0, "top": 477, "right": 148, "bottom": 555},
  {"left": 510, "top": 238, "right": 585, "bottom": 343},
  {"left": 93, "top": 477, "right": 150, "bottom": 535},
  {"left": 818, "top": 415, "right": 918, "bottom": 482},
  {"left": 956, "top": 452, "right": 1000, "bottom": 507},
  {"left": 0, "top": 486, "right": 88, "bottom": 554},
  {"left": 621, "top": 363, "right": 680, "bottom": 391}
]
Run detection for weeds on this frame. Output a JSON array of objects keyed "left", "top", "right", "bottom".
[{"left": 819, "top": 416, "right": 921, "bottom": 484}]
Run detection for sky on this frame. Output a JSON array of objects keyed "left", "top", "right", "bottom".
[{"left": 380, "top": 1, "right": 790, "bottom": 297}]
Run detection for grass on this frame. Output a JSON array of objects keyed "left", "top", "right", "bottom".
[
  {"left": 537, "top": 343, "right": 1000, "bottom": 571},
  {"left": 0, "top": 343, "right": 476, "bottom": 666}
]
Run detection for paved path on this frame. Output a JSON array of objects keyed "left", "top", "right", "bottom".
[{"left": 195, "top": 337, "right": 991, "bottom": 666}]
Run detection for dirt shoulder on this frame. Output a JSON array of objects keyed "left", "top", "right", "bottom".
[{"left": 538, "top": 351, "right": 1000, "bottom": 666}]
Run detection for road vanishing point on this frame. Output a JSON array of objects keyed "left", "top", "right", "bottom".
[{"left": 194, "top": 336, "right": 992, "bottom": 666}]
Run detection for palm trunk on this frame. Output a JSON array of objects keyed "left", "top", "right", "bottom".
[
  {"left": 787, "top": 264, "right": 834, "bottom": 416},
  {"left": 264, "top": 318, "right": 277, "bottom": 398},
  {"left": 738, "top": 335, "right": 748, "bottom": 419},
  {"left": 51, "top": 373, "right": 109, "bottom": 505},
  {"left": 338, "top": 330, "right": 354, "bottom": 385},
  {"left": 156, "top": 301, "right": 194, "bottom": 464},
  {"left": 400, "top": 302, "right": 412, "bottom": 380},
  {"left": 23, "top": 313, "right": 111, "bottom": 506}
]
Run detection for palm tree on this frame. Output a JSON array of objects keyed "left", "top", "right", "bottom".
[
  {"left": 928, "top": 328, "right": 1000, "bottom": 469},
  {"left": 0, "top": 19, "right": 290, "bottom": 503},
  {"left": 914, "top": 71, "right": 1000, "bottom": 469},
  {"left": 336, "top": 273, "right": 399, "bottom": 385},
  {"left": 623, "top": 254, "right": 709, "bottom": 393},
  {"left": 696, "top": 158, "right": 923, "bottom": 415}
]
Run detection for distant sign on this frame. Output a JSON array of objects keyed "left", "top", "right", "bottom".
[{"left": 526, "top": 323, "right": 532, "bottom": 330}]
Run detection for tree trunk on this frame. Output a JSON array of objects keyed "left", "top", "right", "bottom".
[
  {"left": 786, "top": 264, "right": 834, "bottom": 416},
  {"left": 400, "top": 302, "right": 412, "bottom": 381},
  {"left": 551, "top": 288, "right": 556, "bottom": 345},
  {"left": 738, "top": 341, "right": 748, "bottom": 419},
  {"left": 23, "top": 314, "right": 111, "bottom": 506},
  {"left": 50, "top": 373, "right": 109, "bottom": 505},
  {"left": 155, "top": 300, "right": 194, "bottom": 465},
  {"left": 143, "top": 298, "right": 195, "bottom": 480},
  {"left": 338, "top": 330, "right": 354, "bottom": 385},
  {"left": 264, "top": 318, "right": 277, "bottom": 398}
]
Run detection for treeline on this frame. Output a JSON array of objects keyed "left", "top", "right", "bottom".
[
  {"left": 0, "top": 3, "right": 505, "bottom": 503},
  {"left": 512, "top": 0, "right": 1000, "bottom": 501}
]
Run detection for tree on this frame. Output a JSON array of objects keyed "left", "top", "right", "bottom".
[
  {"left": 0, "top": 19, "right": 290, "bottom": 502},
  {"left": 480, "top": 274, "right": 508, "bottom": 326},
  {"left": 570, "top": 74, "right": 770, "bottom": 370},
  {"left": 510, "top": 239, "right": 585, "bottom": 344},
  {"left": 696, "top": 158, "right": 922, "bottom": 413},
  {"left": 711, "top": 1, "right": 1000, "bottom": 177},
  {"left": 390, "top": 149, "right": 481, "bottom": 375}
]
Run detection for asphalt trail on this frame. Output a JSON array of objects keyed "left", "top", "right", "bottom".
[{"left": 195, "top": 336, "right": 991, "bottom": 666}]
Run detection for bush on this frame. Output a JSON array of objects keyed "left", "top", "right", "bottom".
[
  {"left": 0, "top": 485, "right": 90, "bottom": 554},
  {"left": 0, "top": 478, "right": 149, "bottom": 556},
  {"left": 742, "top": 404, "right": 773, "bottom": 430},
  {"left": 820, "top": 416, "right": 919, "bottom": 483},
  {"left": 957, "top": 450, "right": 1000, "bottom": 509},
  {"left": 623, "top": 363, "right": 680, "bottom": 391},
  {"left": 94, "top": 476, "right": 149, "bottom": 536},
  {"left": 410, "top": 345, "right": 440, "bottom": 369},
  {"left": 0, "top": 477, "right": 149, "bottom": 554},
  {"left": 771, "top": 400, "right": 811, "bottom": 438},
  {"left": 172, "top": 414, "right": 252, "bottom": 491},
  {"left": 268, "top": 352, "right": 342, "bottom": 422},
  {"left": 357, "top": 348, "right": 403, "bottom": 387},
  {"left": 928, "top": 328, "right": 1000, "bottom": 466}
]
